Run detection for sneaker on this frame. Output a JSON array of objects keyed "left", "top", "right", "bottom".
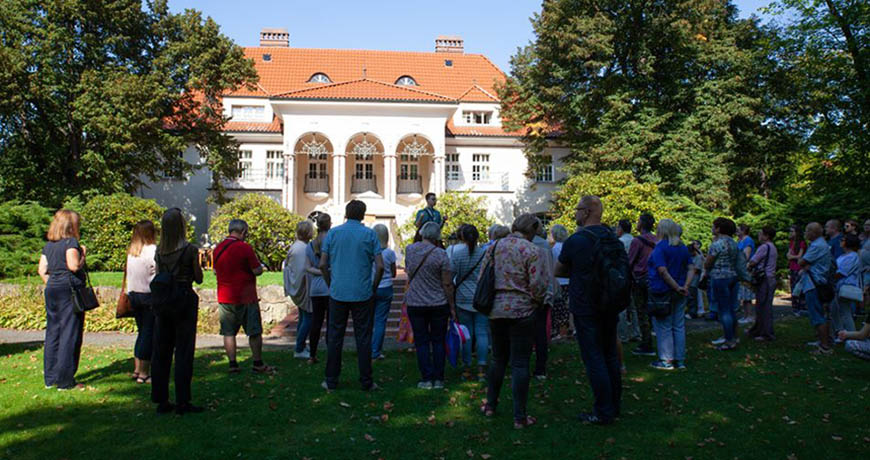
[
  {"left": 649, "top": 360, "right": 675, "bottom": 371},
  {"left": 321, "top": 380, "right": 335, "bottom": 391},
  {"left": 363, "top": 382, "right": 380, "bottom": 392},
  {"left": 577, "top": 412, "right": 613, "bottom": 425},
  {"left": 738, "top": 317, "right": 754, "bottom": 325},
  {"left": 631, "top": 346, "right": 656, "bottom": 357},
  {"left": 806, "top": 340, "right": 821, "bottom": 347},
  {"left": 432, "top": 380, "right": 445, "bottom": 389},
  {"left": 294, "top": 349, "right": 311, "bottom": 359},
  {"left": 534, "top": 374, "right": 547, "bottom": 382},
  {"left": 417, "top": 381, "right": 433, "bottom": 390},
  {"left": 674, "top": 361, "right": 687, "bottom": 370},
  {"left": 711, "top": 337, "right": 727, "bottom": 346},
  {"left": 811, "top": 346, "right": 833, "bottom": 355},
  {"left": 833, "top": 337, "right": 844, "bottom": 345},
  {"left": 684, "top": 313, "right": 693, "bottom": 320}
]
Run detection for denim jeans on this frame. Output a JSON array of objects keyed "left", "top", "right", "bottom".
[
  {"left": 43, "top": 284, "right": 84, "bottom": 388},
  {"left": 371, "top": 286, "right": 394, "bottom": 359},
  {"left": 651, "top": 292, "right": 686, "bottom": 362},
  {"left": 407, "top": 305, "right": 449, "bottom": 382},
  {"left": 573, "top": 312, "right": 621, "bottom": 421},
  {"left": 458, "top": 308, "right": 489, "bottom": 366},
  {"left": 325, "top": 297, "right": 374, "bottom": 390},
  {"left": 487, "top": 315, "right": 534, "bottom": 422},
  {"left": 712, "top": 277, "right": 738, "bottom": 341},
  {"left": 804, "top": 288, "right": 826, "bottom": 327},
  {"left": 295, "top": 309, "right": 312, "bottom": 353},
  {"left": 129, "top": 292, "right": 155, "bottom": 360},
  {"left": 830, "top": 297, "right": 856, "bottom": 334}
]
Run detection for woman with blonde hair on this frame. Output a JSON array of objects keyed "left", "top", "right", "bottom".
[
  {"left": 151, "top": 208, "right": 203, "bottom": 415},
  {"left": 126, "top": 220, "right": 158, "bottom": 383},
  {"left": 284, "top": 220, "right": 315, "bottom": 359},
  {"left": 371, "top": 224, "right": 397, "bottom": 360},
  {"left": 37, "top": 209, "right": 86, "bottom": 390},
  {"left": 647, "top": 218, "right": 694, "bottom": 370},
  {"left": 304, "top": 213, "right": 332, "bottom": 364}
]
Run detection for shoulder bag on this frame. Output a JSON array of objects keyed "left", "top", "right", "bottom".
[
  {"left": 115, "top": 263, "right": 134, "bottom": 318},
  {"left": 472, "top": 240, "right": 500, "bottom": 316},
  {"left": 751, "top": 243, "right": 772, "bottom": 288},
  {"left": 70, "top": 260, "right": 99, "bottom": 313},
  {"left": 838, "top": 259, "right": 864, "bottom": 302}
]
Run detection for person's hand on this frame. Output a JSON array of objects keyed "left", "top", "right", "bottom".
[
  {"left": 450, "top": 307, "right": 458, "bottom": 323},
  {"left": 80, "top": 245, "right": 87, "bottom": 256},
  {"left": 677, "top": 286, "right": 689, "bottom": 297},
  {"left": 837, "top": 330, "right": 847, "bottom": 341}
]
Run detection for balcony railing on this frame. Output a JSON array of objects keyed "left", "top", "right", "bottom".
[
  {"left": 351, "top": 175, "right": 378, "bottom": 194},
  {"left": 397, "top": 176, "right": 422, "bottom": 194},
  {"left": 225, "top": 168, "right": 283, "bottom": 190},
  {"left": 303, "top": 174, "right": 330, "bottom": 193}
]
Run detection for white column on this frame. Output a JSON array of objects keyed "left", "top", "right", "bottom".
[
  {"left": 434, "top": 154, "right": 446, "bottom": 195},
  {"left": 384, "top": 152, "right": 397, "bottom": 203},
  {"left": 283, "top": 153, "right": 296, "bottom": 212},
  {"left": 332, "top": 152, "right": 346, "bottom": 206}
]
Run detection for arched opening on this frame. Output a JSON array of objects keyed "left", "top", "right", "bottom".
[
  {"left": 396, "top": 134, "right": 434, "bottom": 200},
  {"left": 294, "top": 132, "right": 333, "bottom": 198},
  {"left": 346, "top": 132, "right": 384, "bottom": 195}
]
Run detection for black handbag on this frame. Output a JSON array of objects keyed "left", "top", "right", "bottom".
[
  {"left": 646, "top": 291, "right": 672, "bottom": 318},
  {"left": 472, "top": 240, "right": 500, "bottom": 316},
  {"left": 70, "top": 264, "right": 99, "bottom": 313},
  {"left": 751, "top": 243, "right": 772, "bottom": 287}
]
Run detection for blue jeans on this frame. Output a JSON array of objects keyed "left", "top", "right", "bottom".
[
  {"left": 712, "top": 277, "right": 738, "bottom": 341},
  {"left": 295, "top": 309, "right": 312, "bottom": 353},
  {"left": 487, "top": 315, "right": 534, "bottom": 421},
  {"left": 651, "top": 292, "right": 687, "bottom": 362},
  {"left": 574, "top": 312, "right": 621, "bottom": 421},
  {"left": 371, "top": 286, "right": 394, "bottom": 358},
  {"left": 458, "top": 308, "right": 489, "bottom": 366},
  {"left": 129, "top": 292, "right": 155, "bottom": 360},
  {"left": 830, "top": 297, "right": 856, "bottom": 333},
  {"left": 407, "top": 305, "right": 449, "bottom": 382},
  {"left": 805, "top": 288, "right": 826, "bottom": 327}
]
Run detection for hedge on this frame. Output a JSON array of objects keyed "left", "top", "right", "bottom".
[{"left": 0, "top": 201, "right": 53, "bottom": 278}]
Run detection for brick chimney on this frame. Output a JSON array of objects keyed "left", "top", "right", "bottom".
[
  {"left": 435, "top": 35, "right": 464, "bottom": 53},
  {"left": 260, "top": 28, "right": 290, "bottom": 47}
]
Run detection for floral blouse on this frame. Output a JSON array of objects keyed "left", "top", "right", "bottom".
[{"left": 479, "top": 234, "right": 550, "bottom": 319}]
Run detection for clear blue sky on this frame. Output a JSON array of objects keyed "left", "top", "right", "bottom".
[{"left": 168, "top": 0, "right": 773, "bottom": 73}]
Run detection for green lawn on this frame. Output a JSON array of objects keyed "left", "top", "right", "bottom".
[
  {"left": 0, "top": 319, "right": 866, "bottom": 459},
  {"left": 1, "top": 271, "right": 285, "bottom": 289}
]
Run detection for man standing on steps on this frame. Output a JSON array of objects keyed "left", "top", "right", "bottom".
[
  {"left": 415, "top": 193, "right": 447, "bottom": 230},
  {"left": 213, "top": 219, "right": 274, "bottom": 374},
  {"left": 628, "top": 213, "right": 657, "bottom": 356},
  {"left": 319, "top": 200, "right": 384, "bottom": 391}
]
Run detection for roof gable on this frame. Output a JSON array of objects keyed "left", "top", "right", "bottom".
[{"left": 273, "top": 78, "right": 455, "bottom": 103}]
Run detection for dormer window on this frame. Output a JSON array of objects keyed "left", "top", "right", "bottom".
[
  {"left": 395, "top": 76, "right": 417, "bottom": 86},
  {"left": 308, "top": 73, "right": 332, "bottom": 84},
  {"left": 462, "top": 110, "right": 492, "bottom": 125},
  {"left": 231, "top": 105, "right": 265, "bottom": 121}
]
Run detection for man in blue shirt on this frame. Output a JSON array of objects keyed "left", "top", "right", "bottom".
[
  {"left": 319, "top": 200, "right": 384, "bottom": 390},
  {"left": 414, "top": 193, "right": 446, "bottom": 230},
  {"left": 799, "top": 222, "right": 833, "bottom": 354},
  {"left": 555, "top": 195, "right": 621, "bottom": 425},
  {"left": 825, "top": 219, "right": 844, "bottom": 260}
]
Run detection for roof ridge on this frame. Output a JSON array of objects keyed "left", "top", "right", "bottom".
[
  {"left": 274, "top": 78, "right": 454, "bottom": 101},
  {"left": 458, "top": 84, "right": 500, "bottom": 102},
  {"left": 362, "top": 78, "right": 454, "bottom": 100},
  {"left": 274, "top": 78, "right": 367, "bottom": 97}
]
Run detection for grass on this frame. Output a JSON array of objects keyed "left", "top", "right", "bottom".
[
  {"left": 1, "top": 271, "right": 286, "bottom": 289},
  {"left": 0, "top": 319, "right": 867, "bottom": 460}
]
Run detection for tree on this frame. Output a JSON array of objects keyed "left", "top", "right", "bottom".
[
  {"left": 208, "top": 194, "right": 304, "bottom": 270},
  {"left": 0, "top": 0, "right": 258, "bottom": 207},
  {"left": 498, "top": 0, "right": 799, "bottom": 212},
  {"left": 398, "top": 190, "right": 495, "bottom": 249}
]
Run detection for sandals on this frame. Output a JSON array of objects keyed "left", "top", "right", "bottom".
[
  {"left": 514, "top": 415, "right": 537, "bottom": 429},
  {"left": 252, "top": 363, "right": 276, "bottom": 374},
  {"left": 130, "top": 372, "right": 140, "bottom": 381},
  {"left": 480, "top": 403, "right": 496, "bottom": 418},
  {"left": 136, "top": 375, "right": 151, "bottom": 384}
]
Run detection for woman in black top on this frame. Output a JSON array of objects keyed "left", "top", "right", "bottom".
[
  {"left": 151, "top": 208, "right": 203, "bottom": 415},
  {"left": 37, "top": 210, "right": 86, "bottom": 390}
]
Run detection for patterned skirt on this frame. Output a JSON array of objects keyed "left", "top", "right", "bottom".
[
  {"left": 552, "top": 284, "right": 571, "bottom": 330},
  {"left": 738, "top": 283, "right": 755, "bottom": 302}
]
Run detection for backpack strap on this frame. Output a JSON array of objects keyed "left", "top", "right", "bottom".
[{"left": 214, "top": 239, "right": 241, "bottom": 265}]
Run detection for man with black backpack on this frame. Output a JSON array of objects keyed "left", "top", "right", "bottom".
[{"left": 555, "top": 196, "right": 630, "bottom": 425}]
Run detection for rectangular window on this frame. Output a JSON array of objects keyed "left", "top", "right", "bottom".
[
  {"left": 238, "top": 150, "right": 253, "bottom": 179},
  {"left": 231, "top": 105, "right": 265, "bottom": 121},
  {"left": 445, "top": 153, "right": 461, "bottom": 182},
  {"left": 472, "top": 154, "right": 490, "bottom": 182},
  {"left": 536, "top": 155, "right": 554, "bottom": 182},
  {"left": 355, "top": 163, "right": 373, "bottom": 179},
  {"left": 462, "top": 111, "right": 492, "bottom": 125},
  {"left": 266, "top": 150, "right": 284, "bottom": 179}
]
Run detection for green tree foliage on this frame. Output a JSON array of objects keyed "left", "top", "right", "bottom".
[
  {"left": 0, "top": 0, "right": 258, "bottom": 207},
  {"left": 399, "top": 191, "right": 495, "bottom": 249},
  {"left": 208, "top": 194, "right": 303, "bottom": 270},
  {"left": 498, "top": 0, "right": 799, "bottom": 212},
  {"left": 79, "top": 194, "right": 169, "bottom": 271},
  {"left": 0, "top": 202, "right": 53, "bottom": 278}
]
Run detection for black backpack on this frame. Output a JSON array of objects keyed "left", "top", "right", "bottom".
[
  {"left": 150, "top": 245, "right": 189, "bottom": 314},
  {"left": 582, "top": 228, "right": 631, "bottom": 314},
  {"left": 472, "top": 240, "right": 499, "bottom": 316}
]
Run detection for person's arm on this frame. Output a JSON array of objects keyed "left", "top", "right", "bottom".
[
  {"left": 414, "top": 211, "right": 424, "bottom": 229},
  {"left": 390, "top": 261, "right": 397, "bottom": 279},
  {"left": 748, "top": 244, "right": 766, "bottom": 269},
  {"left": 66, "top": 246, "right": 85, "bottom": 272},
  {"left": 319, "top": 252, "right": 331, "bottom": 286},
  {"left": 839, "top": 322, "right": 870, "bottom": 341},
  {"left": 554, "top": 236, "right": 572, "bottom": 278},
  {"left": 372, "top": 253, "right": 384, "bottom": 294},
  {"left": 684, "top": 263, "right": 696, "bottom": 290},
  {"left": 656, "top": 266, "right": 685, "bottom": 294},
  {"left": 528, "top": 248, "right": 550, "bottom": 307},
  {"left": 38, "top": 255, "right": 49, "bottom": 284},
  {"left": 192, "top": 250, "right": 203, "bottom": 284}
]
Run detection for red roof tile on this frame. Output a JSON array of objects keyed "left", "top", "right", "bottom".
[
  {"left": 458, "top": 84, "right": 499, "bottom": 102},
  {"left": 445, "top": 118, "right": 525, "bottom": 137},
  {"left": 224, "top": 114, "right": 282, "bottom": 133},
  {"left": 273, "top": 78, "right": 455, "bottom": 103}
]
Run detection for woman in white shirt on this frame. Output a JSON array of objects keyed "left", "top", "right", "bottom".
[{"left": 126, "top": 220, "right": 157, "bottom": 384}]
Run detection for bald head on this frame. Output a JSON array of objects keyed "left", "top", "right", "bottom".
[
  {"left": 575, "top": 195, "right": 603, "bottom": 227},
  {"left": 805, "top": 222, "right": 823, "bottom": 241}
]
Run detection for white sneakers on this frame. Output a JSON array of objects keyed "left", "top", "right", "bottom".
[{"left": 294, "top": 349, "right": 311, "bottom": 359}]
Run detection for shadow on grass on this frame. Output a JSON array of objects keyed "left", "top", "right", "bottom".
[{"left": 0, "top": 341, "right": 44, "bottom": 357}]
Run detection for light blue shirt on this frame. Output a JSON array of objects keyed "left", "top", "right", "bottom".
[
  {"left": 836, "top": 252, "right": 860, "bottom": 289},
  {"left": 322, "top": 220, "right": 382, "bottom": 302},
  {"left": 800, "top": 236, "right": 831, "bottom": 293}
]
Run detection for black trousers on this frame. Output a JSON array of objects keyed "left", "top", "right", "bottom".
[
  {"left": 151, "top": 289, "right": 198, "bottom": 405},
  {"left": 487, "top": 315, "right": 535, "bottom": 422},
  {"left": 407, "top": 305, "right": 449, "bottom": 382},
  {"left": 129, "top": 292, "right": 155, "bottom": 361},
  {"left": 43, "top": 284, "right": 84, "bottom": 388},
  {"left": 309, "top": 296, "right": 330, "bottom": 360},
  {"left": 533, "top": 305, "right": 549, "bottom": 376},
  {"left": 324, "top": 297, "right": 374, "bottom": 389},
  {"left": 574, "top": 312, "right": 622, "bottom": 421}
]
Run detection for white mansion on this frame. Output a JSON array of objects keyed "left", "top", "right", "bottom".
[{"left": 140, "top": 29, "right": 566, "bottom": 245}]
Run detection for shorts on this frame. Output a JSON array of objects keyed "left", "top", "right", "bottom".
[{"left": 219, "top": 302, "right": 263, "bottom": 337}]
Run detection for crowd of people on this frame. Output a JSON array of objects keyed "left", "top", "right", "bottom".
[{"left": 36, "top": 193, "right": 870, "bottom": 426}]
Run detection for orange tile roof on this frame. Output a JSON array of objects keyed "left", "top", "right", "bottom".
[
  {"left": 458, "top": 84, "right": 500, "bottom": 102},
  {"left": 228, "top": 48, "right": 506, "bottom": 100},
  {"left": 446, "top": 118, "right": 526, "bottom": 137},
  {"left": 273, "top": 78, "right": 455, "bottom": 103},
  {"left": 224, "top": 114, "right": 283, "bottom": 133}
]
